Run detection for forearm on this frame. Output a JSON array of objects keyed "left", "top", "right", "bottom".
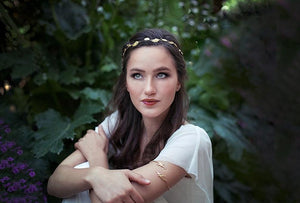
[
  {"left": 75, "top": 125, "right": 109, "bottom": 168},
  {"left": 88, "top": 151, "right": 108, "bottom": 168},
  {"left": 47, "top": 165, "right": 92, "bottom": 198}
]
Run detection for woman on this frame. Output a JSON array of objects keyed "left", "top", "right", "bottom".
[{"left": 47, "top": 28, "right": 213, "bottom": 203}]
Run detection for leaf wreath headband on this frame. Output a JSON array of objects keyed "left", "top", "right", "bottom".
[{"left": 122, "top": 37, "right": 183, "bottom": 56}]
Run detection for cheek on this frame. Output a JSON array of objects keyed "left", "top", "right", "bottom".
[
  {"left": 126, "top": 78, "right": 133, "bottom": 92},
  {"left": 126, "top": 82, "right": 139, "bottom": 98},
  {"left": 161, "top": 81, "right": 179, "bottom": 98}
]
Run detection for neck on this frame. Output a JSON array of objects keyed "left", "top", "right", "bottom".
[
  {"left": 139, "top": 116, "right": 164, "bottom": 156},
  {"left": 142, "top": 107, "right": 170, "bottom": 138},
  {"left": 142, "top": 116, "right": 164, "bottom": 139}
]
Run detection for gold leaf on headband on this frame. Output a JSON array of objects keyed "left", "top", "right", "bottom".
[{"left": 151, "top": 38, "right": 160, "bottom": 42}]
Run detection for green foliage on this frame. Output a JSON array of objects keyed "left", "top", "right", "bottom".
[
  {"left": 190, "top": 0, "right": 299, "bottom": 201},
  {"left": 188, "top": 105, "right": 252, "bottom": 161},
  {"left": 0, "top": 49, "right": 38, "bottom": 79},
  {"left": 33, "top": 108, "right": 92, "bottom": 157}
]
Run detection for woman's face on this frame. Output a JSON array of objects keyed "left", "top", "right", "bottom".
[{"left": 126, "top": 46, "right": 181, "bottom": 121}]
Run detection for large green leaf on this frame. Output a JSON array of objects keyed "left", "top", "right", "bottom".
[
  {"left": 33, "top": 108, "right": 96, "bottom": 158},
  {"left": 54, "top": 0, "right": 90, "bottom": 40},
  {"left": 101, "top": 57, "right": 119, "bottom": 72},
  {"left": 0, "top": 49, "right": 38, "bottom": 79},
  {"left": 33, "top": 109, "right": 73, "bottom": 157},
  {"left": 73, "top": 100, "right": 103, "bottom": 123},
  {"left": 188, "top": 105, "right": 252, "bottom": 161},
  {"left": 213, "top": 113, "right": 253, "bottom": 160},
  {"left": 59, "top": 65, "right": 80, "bottom": 85},
  {"left": 188, "top": 105, "right": 215, "bottom": 137},
  {"left": 80, "top": 87, "right": 111, "bottom": 106}
]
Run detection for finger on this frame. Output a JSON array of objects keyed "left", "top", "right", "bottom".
[
  {"left": 74, "top": 142, "right": 79, "bottom": 149},
  {"left": 74, "top": 139, "right": 84, "bottom": 149},
  {"left": 129, "top": 189, "right": 144, "bottom": 203},
  {"left": 87, "top": 129, "right": 96, "bottom": 134},
  {"left": 122, "top": 195, "right": 135, "bottom": 203},
  {"left": 86, "top": 130, "right": 98, "bottom": 137},
  {"left": 75, "top": 138, "right": 84, "bottom": 146},
  {"left": 97, "top": 125, "right": 107, "bottom": 137},
  {"left": 89, "top": 190, "right": 103, "bottom": 203},
  {"left": 126, "top": 170, "right": 151, "bottom": 185}
]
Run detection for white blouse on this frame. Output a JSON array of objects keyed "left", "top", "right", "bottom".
[{"left": 63, "top": 112, "right": 213, "bottom": 203}]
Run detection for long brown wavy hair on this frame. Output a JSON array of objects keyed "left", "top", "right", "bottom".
[{"left": 108, "top": 28, "right": 188, "bottom": 169}]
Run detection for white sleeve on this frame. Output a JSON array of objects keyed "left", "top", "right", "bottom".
[
  {"left": 154, "top": 125, "right": 213, "bottom": 193},
  {"left": 95, "top": 111, "right": 118, "bottom": 138}
]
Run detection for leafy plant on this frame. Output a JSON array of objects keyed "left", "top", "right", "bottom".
[
  {"left": 188, "top": 0, "right": 300, "bottom": 201},
  {"left": 0, "top": 118, "right": 47, "bottom": 202}
]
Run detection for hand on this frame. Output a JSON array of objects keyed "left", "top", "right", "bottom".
[
  {"left": 75, "top": 125, "right": 108, "bottom": 162},
  {"left": 86, "top": 167, "right": 150, "bottom": 203},
  {"left": 90, "top": 189, "right": 101, "bottom": 203}
]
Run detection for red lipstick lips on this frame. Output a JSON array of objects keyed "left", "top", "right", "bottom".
[{"left": 142, "top": 99, "right": 159, "bottom": 106}]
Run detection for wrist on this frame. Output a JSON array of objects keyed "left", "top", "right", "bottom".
[
  {"left": 88, "top": 152, "right": 109, "bottom": 168},
  {"left": 87, "top": 148, "right": 107, "bottom": 158},
  {"left": 84, "top": 166, "right": 106, "bottom": 187}
]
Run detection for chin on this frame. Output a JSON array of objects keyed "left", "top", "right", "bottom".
[
  {"left": 140, "top": 112, "right": 160, "bottom": 119},
  {"left": 139, "top": 108, "right": 169, "bottom": 120}
]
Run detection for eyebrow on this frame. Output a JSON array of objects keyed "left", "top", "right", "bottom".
[{"left": 129, "top": 67, "right": 171, "bottom": 72}]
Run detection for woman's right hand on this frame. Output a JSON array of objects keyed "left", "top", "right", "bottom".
[
  {"left": 86, "top": 167, "right": 150, "bottom": 203},
  {"left": 75, "top": 125, "right": 109, "bottom": 166}
]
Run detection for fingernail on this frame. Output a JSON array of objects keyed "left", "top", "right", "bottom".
[{"left": 144, "top": 179, "right": 151, "bottom": 183}]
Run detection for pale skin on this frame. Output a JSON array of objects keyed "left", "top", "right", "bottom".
[{"left": 47, "top": 46, "right": 187, "bottom": 203}]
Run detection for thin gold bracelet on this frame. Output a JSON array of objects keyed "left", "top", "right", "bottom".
[
  {"left": 156, "top": 171, "right": 170, "bottom": 190},
  {"left": 152, "top": 161, "right": 170, "bottom": 190},
  {"left": 152, "top": 160, "right": 167, "bottom": 170}
]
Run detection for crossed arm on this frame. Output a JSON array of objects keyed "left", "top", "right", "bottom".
[{"left": 47, "top": 125, "right": 187, "bottom": 203}]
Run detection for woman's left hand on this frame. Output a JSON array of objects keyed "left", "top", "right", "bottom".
[{"left": 86, "top": 167, "right": 149, "bottom": 203}]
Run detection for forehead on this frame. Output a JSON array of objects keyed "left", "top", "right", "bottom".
[{"left": 126, "top": 46, "right": 176, "bottom": 70}]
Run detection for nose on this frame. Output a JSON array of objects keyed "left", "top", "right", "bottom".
[{"left": 144, "top": 77, "right": 156, "bottom": 96}]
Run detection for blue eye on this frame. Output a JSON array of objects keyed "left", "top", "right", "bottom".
[
  {"left": 132, "top": 73, "right": 143, "bottom": 79},
  {"left": 157, "top": 73, "right": 168, "bottom": 79}
]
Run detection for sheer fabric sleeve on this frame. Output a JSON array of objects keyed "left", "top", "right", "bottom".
[
  {"left": 95, "top": 111, "right": 118, "bottom": 138},
  {"left": 154, "top": 124, "right": 213, "bottom": 201}
]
